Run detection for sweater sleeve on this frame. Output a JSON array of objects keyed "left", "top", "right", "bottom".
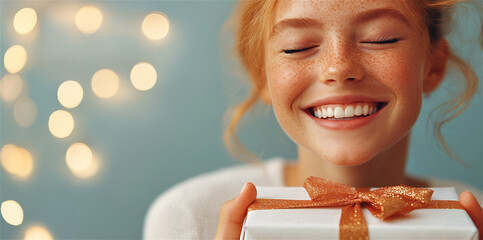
[
  {"left": 143, "top": 159, "right": 285, "bottom": 239},
  {"left": 143, "top": 177, "right": 237, "bottom": 239},
  {"left": 143, "top": 188, "right": 201, "bottom": 239}
]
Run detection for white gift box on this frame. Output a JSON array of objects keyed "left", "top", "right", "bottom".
[{"left": 240, "top": 187, "right": 478, "bottom": 240}]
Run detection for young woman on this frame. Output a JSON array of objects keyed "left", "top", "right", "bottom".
[{"left": 144, "top": 0, "right": 482, "bottom": 239}]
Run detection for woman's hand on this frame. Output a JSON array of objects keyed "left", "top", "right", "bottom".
[
  {"left": 460, "top": 191, "right": 483, "bottom": 240},
  {"left": 215, "top": 182, "right": 257, "bottom": 240}
]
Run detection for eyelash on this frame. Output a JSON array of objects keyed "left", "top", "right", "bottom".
[
  {"left": 282, "top": 37, "right": 400, "bottom": 54},
  {"left": 362, "top": 37, "right": 400, "bottom": 44},
  {"left": 283, "top": 46, "right": 318, "bottom": 54}
]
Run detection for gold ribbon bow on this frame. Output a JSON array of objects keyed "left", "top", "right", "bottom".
[{"left": 248, "top": 176, "right": 463, "bottom": 240}]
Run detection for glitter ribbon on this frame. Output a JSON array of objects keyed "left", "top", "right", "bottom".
[{"left": 248, "top": 176, "right": 463, "bottom": 240}]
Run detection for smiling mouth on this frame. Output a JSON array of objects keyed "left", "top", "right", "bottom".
[{"left": 308, "top": 102, "right": 387, "bottom": 120}]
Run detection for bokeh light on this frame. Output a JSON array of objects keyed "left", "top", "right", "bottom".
[
  {"left": 58, "top": 80, "right": 83, "bottom": 108},
  {"left": 48, "top": 110, "right": 74, "bottom": 138},
  {"left": 4, "top": 45, "right": 27, "bottom": 73},
  {"left": 71, "top": 154, "right": 100, "bottom": 178},
  {"left": 14, "top": 97, "right": 38, "bottom": 127},
  {"left": 14, "top": 8, "right": 37, "bottom": 35},
  {"left": 24, "top": 226, "right": 54, "bottom": 240},
  {"left": 130, "top": 62, "right": 157, "bottom": 91},
  {"left": 91, "top": 69, "right": 119, "bottom": 99},
  {"left": 66, "top": 143, "right": 92, "bottom": 173},
  {"left": 0, "top": 74, "right": 23, "bottom": 102},
  {"left": 75, "top": 6, "right": 103, "bottom": 34},
  {"left": 1, "top": 200, "right": 23, "bottom": 226},
  {"left": 0, "top": 144, "right": 33, "bottom": 178},
  {"left": 142, "top": 12, "right": 169, "bottom": 40}
]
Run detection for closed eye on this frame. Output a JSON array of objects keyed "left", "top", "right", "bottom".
[
  {"left": 361, "top": 38, "right": 400, "bottom": 44},
  {"left": 283, "top": 46, "right": 318, "bottom": 54}
]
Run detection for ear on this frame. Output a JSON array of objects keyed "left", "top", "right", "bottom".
[
  {"left": 260, "top": 82, "right": 272, "bottom": 105},
  {"left": 423, "top": 38, "right": 449, "bottom": 93}
]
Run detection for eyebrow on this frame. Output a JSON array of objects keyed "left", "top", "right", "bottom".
[
  {"left": 270, "top": 8, "right": 410, "bottom": 40},
  {"left": 270, "top": 18, "right": 323, "bottom": 39},
  {"left": 350, "top": 8, "right": 410, "bottom": 26}
]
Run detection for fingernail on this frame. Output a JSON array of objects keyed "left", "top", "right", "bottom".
[
  {"left": 240, "top": 182, "right": 250, "bottom": 193},
  {"left": 462, "top": 190, "right": 471, "bottom": 195}
]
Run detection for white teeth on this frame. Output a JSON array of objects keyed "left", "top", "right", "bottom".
[
  {"left": 344, "top": 105, "right": 355, "bottom": 118},
  {"left": 314, "top": 109, "right": 321, "bottom": 118},
  {"left": 334, "top": 107, "right": 344, "bottom": 118},
  {"left": 327, "top": 107, "right": 334, "bottom": 117},
  {"left": 312, "top": 103, "right": 380, "bottom": 119},
  {"left": 362, "top": 105, "right": 369, "bottom": 116},
  {"left": 355, "top": 105, "right": 362, "bottom": 116},
  {"left": 322, "top": 108, "right": 327, "bottom": 118}
]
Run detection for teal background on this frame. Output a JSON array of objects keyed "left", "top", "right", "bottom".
[{"left": 0, "top": 1, "right": 481, "bottom": 239}]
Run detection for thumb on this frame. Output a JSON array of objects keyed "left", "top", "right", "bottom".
[
  {"left": 459, "top": 191, "right": 483, "bottom": 240},
  {"left": 215, "top": 182, "right": 257, "bottom": 240}
]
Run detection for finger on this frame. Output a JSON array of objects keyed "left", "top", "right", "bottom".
[
  {"left": 215, "top": 182, "right": 257, "bottom": 240},
  {"left": 460, "top": 191, "right": 483, "bottom": 239}
]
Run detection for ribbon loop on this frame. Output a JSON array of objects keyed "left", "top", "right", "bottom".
[
  {"left": 363, "top": 186, "right": 434, "bottom": 219},
  {"left": 304, "top": 176, "right": 358, "bottom": 201}
]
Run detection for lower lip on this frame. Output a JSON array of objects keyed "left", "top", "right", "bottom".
[{"left": 305, "top": 107, "right": 383, "bottom": 130}]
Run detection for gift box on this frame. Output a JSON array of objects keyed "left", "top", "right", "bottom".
[{"left": 240, "top": 177, "right": 478, "bottom": 240}]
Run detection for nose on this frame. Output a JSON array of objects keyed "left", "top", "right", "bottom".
[{"left": 319, "top": 38, "right": 364, "bottom": 85}]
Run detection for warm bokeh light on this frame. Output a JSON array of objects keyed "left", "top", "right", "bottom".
[
  {"left": 75, "top": 6, "right": 103, "bottom": 34},
  {"left": 142, "top": 12, "right": 170, "bottom": 40},
  {"left": 14, "top": 8, "right": 37, "bottom": 35},
  {"left": 14, "top": 97, "right": 38, "bottom": 127},
  {"left": 91, "top": 69, "right": 119, "bottom": 99},
  {"left": 0, "top": 144, "right": 33, "bottom": 178},
  {"left": 48, "top": 110, "right": 74, "bottom": 138},
  {"left": 58, "top": 80, "right": 83, "bottom": 108},
  {"left": 66, "top": 143, "right": 92, "bottom": 173},
  {"left": 24, "top": 226, "right": 54, "bottom": 240},
  {"left": 1, "top": 200, "right": 23, "bottom": 226},
  {"left": 4, "top": 45, "right": 27, "bottom": 73},
  {"left": 130, "top": 62, "right": 157, "bottom": 91},
  {"left": 71, "top": 155, "right": 100, "bottom": 178},
  {"left": 0, "top": 74, "right": 23, "bottom": 102}
]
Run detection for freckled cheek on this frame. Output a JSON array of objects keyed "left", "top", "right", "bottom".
[
  {"left": 379, "top": 55, "right": 424, "bottom": 117},
  {"left": 267, "top": 61, "right": 315, "bottom": 108},
  {"left": 376, "top": 53, "right": 423, "bottom": 96}
]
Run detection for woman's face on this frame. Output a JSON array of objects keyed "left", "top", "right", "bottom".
[{"left": 265, "top": 0, "right": 431, "bottom": 166}]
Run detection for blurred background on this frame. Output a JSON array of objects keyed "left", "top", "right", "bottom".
[{"left": 0, "top": 1, "right": 481, "bottom": 239}]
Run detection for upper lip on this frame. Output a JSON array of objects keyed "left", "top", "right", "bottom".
[{"left": 302, "top": 95, "right": 388, "bottom": 109}]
